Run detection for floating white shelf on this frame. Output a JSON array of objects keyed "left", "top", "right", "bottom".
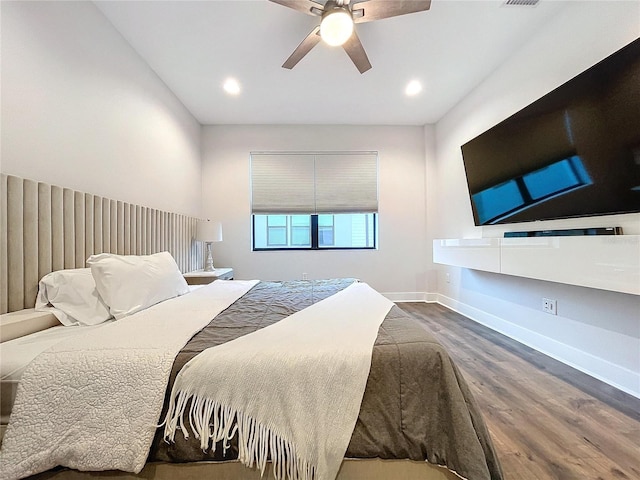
[
  {"left": 433, "top": 236, "right": 640, "bottom": 295},
  {"left": 432, "top": 238, "right": 501, "bottom": 273}
]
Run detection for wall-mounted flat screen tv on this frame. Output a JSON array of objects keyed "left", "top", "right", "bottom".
[{"left": 461, "top": 38, "right": 640, "bottom": 226}]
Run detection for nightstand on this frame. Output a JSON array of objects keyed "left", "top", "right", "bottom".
[{"left": 183, "top": 268, "right": 234, "bottom": 285}]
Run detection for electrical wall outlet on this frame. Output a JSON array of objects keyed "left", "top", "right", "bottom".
[
  {"left": 302, "top": 273, "right": 308, "bottom": 280},
  {"left": 542, "top": 298, "right": 557, "bottom": 315}
]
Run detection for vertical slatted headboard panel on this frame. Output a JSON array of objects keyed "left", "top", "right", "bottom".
[{"left": 0, "top": 174, "right": 203, "bottom": 314}]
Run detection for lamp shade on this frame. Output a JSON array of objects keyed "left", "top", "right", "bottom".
[{"left": 196, "top": 220, "right": 223, "bottom": 242}]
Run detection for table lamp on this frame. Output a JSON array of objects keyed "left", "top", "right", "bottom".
[{"left": 196, "top": 220, "right": 223, "bottom": 271}]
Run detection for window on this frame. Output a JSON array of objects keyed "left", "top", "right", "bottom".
[
  {"left": 318, "top": 215, "right": 334, "bottom": 246},
  {"left": 251, "top": 152, "right": 379, "bottom": 251},
  {"left": 290, "top": 215, "right": 311, "bottom": 246},
  {"left": 253, "top": 213, "right": 376, "bottom": 250},
  {"left": 327, "top": 213, "right": 375, "bottom": 249},
  {"left": 266, "top": 215, "right": 287, "bottom": 246}
]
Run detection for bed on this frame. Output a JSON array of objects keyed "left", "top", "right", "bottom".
[
  {"left": 0, "top": 175, "right": 503, "bottom": 480},
  {"left": 0, "top": 278, "right": 502, "bottom": 480}
]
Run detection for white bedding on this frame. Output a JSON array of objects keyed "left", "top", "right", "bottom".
[
  {"left": 164, "top": 282, "right": 393, "bottom": 480},
  {"left": 0, "top": 282, "right": 244, "bottom": 480},
  {"left": 0, "top": 322, "right": 113, "bottom": 425},
  {"left": 0, "top": 285, "right": 204, "bottom": 425}
]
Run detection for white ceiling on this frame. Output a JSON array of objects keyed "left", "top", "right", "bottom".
[{"left": 94, "top": 0, "right": 569, "bottom": 125}]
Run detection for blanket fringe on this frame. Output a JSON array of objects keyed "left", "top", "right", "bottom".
[{"left": 163, "top": 392, "right": 316, "bottom": 480}]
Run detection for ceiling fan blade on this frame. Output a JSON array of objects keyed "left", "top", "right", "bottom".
[
  {"left": 352, "top": 0, "right": 431, "bottom": 23},
  {"left": 282, "top": 26, "right": 322, "bottom": 69},
  {"left": 268, "top": 0, "right": 324, "bottom": 16},
  {"left": 342, "top": 30, "right": 372, "bottom": 74}
]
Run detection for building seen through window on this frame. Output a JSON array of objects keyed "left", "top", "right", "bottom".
[{"left": 253, "top": 214, "right": 376, "bottom": 250}]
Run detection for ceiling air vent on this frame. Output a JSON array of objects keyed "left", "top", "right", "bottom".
[{"left": 504, "top": 0, "right": 540, "bottom": 6}]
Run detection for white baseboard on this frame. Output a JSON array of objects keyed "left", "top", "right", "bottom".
[
  {"left": 436, "top": 293, "right": 640, "bottom": 399},
  {"left": 382, "top": 292, "right": 437, "bottom": 303}
]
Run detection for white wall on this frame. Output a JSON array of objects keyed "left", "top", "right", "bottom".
[
  {"left": 0, "top": 1, "right": 201, "bottom": 216},
  {"left": 433, "top": 2, "right": 640, "bottom": 397},
  {"left": 201, "top": 125, "right": 430, "bottom": 297}
]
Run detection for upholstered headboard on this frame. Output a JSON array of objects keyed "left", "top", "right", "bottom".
[{"left": 0, "top": 174, "right": 203, "bottom": 314}]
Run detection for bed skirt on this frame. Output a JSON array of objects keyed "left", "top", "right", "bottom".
[{"left": 28, "top": 459, "right": 463, "bottom": 480}]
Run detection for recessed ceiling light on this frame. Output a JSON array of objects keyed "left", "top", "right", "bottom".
[
  {"left": 223, "top": 78, "right": 240, "bottom": 95},
  {"left": 405, "top": 80, "right": 422, "bottom": 96}
]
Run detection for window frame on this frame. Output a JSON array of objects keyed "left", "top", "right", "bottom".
[{"left": 252, "top": 214, "right": 377, "bottom": 251}]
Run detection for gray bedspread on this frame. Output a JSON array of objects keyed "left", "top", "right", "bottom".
[{"left": 148, "top": 279, "right": 503, "bottom": 480}]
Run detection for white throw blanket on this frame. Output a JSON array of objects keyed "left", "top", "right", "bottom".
[
  {"left": 0, "top": 280, "right": 258, "bottom": 480},
  {"left": 163, "top": 281, "right": 393, "bottom": 480}
]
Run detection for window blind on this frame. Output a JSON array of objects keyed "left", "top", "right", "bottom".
[
  {"left": 250, "top": 154, "right": 315, "bottom": 214},
  {"left": 250, "top": 152, "right": 378, "bottom": 214}
]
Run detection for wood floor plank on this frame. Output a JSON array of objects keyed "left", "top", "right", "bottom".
[{"left": 397, "top": 302, "right": 640, "bottom": 480}]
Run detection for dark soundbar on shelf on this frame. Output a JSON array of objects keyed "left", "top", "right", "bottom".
[{"left": 504, "top": 227, "right": 623, "bottom": 238}]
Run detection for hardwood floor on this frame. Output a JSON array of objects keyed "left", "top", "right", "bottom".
[{"left": 397, "top": 302, "right": 640, "bottom": 480}]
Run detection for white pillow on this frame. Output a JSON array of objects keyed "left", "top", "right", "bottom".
[
  {"left": 35, "top": 268, "right": 112, "bottom": 326},
  {"left": 87, "top": 252, "right": 189, "bottom": 320}
]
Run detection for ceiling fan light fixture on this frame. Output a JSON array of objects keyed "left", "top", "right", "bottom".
[{"left": 320, "top": 8, "right": 354, "bottom": 46}]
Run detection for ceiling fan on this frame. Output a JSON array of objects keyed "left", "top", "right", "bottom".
[{"left": 269, "top": 0, "right": 432, "bottom": 74}]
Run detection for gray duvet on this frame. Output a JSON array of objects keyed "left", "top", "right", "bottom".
[{"left": 148, "top": 279, "right": 503, "bottom": 480}]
